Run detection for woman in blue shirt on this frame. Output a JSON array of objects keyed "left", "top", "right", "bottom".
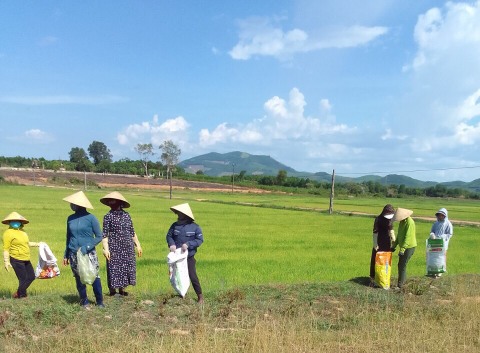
[
  {"left": 63, "top": 191, "right": 104, "bottom": 308},
  {"left": 166, "top": 203, "right": 204, "bottom": 303}
]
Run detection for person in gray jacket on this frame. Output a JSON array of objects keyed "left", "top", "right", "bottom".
[
  {"left": 166, "top": 203, "right": 204, "bottom": 303},
  {"left": 429, "top": 208, "right": 453, "bottom": 250},
  {"left": 429, "top": 207, "right": 453, "bottom": 278}
]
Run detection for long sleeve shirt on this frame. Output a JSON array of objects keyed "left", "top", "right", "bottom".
[
  {"left": 166, "top": 221, "right": 203, "bottom": 257},
  {"left": 430, "top": 210, "right": 453, "bottom": 250},
  {"left": 394, "top": 217, "right": 417, "bottom": 252},
  {"left": 64, "top": 210, "right": 102, "bottom": 258}
]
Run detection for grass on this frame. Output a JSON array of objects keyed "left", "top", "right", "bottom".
[
  {"left": 1, "top": 274, "right": 480, "bottom": 352},
  {"left": 0, "top": 184, "right": 479, "bottom": 294},
  {"left": 1, "top": 184, "right": 480, "bottom": 352}
]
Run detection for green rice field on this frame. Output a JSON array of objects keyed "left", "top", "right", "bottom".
[{"left": 1, "top": 184, "right": 479, "bottom": 297}]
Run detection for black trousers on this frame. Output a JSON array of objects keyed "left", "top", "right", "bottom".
[
  {"left": 187, "top": 255, "right": 202, "bottom": 296},
  {"left": 10, "top": 257, "right": 35, "bottom": 297}
]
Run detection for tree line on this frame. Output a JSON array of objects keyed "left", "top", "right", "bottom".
[
  {"left": 242, "top": 172, "right": 480, "bottom": 199},
  {"left": 0, "top": 140, "right": 182, "bottom": 178},
  {"left": 1, "top": 140, "right": 478, "bottom": 199}
]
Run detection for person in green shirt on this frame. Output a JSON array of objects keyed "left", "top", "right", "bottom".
[
  {"left": 2, "top": 212, "right": 41, "bottom": 298},
  {"left": 392, "top": 208, "right": 417, "bottom": 289}
]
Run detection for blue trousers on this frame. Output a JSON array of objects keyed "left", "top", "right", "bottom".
[{"left": 74, "top": 274, "right": 103, "bottom": 306}]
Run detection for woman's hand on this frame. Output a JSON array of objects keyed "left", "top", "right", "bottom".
[
  {"left": 103, "top": 248, "right": 111, "bottom": 261},
  {"left": 63, "top": 258, "right": 69, "bottom": 266}
]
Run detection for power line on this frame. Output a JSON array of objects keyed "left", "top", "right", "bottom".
[
  {"left": 283, "top": 165, "right": 480, "bottom": 179},
  {"left": 337, "top": 165, "right": 480, "bottom": 176}
]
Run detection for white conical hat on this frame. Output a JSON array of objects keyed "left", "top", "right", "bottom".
[
  {"left": 63, "top": 191, "right": 94, "bottom": 209},
  {"left": 100, "top": 191, "right": 130, "bottom": 208},
  {"left": 2, "top": 211, "right": 29, "bottom": 225},
  {"left": 393, "top": 208, "right": 413, "bottom": 221},
  {"left": 170, "top": 203, "right": 195, "bottom": 220}
]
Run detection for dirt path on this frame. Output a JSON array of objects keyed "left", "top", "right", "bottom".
[{"left": 0, "top": 168, "right": 269, "bottom": 193}]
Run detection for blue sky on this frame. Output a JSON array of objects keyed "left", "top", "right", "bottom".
[{"left": 1, "top": 1, "right": 480, "bottom": 182}]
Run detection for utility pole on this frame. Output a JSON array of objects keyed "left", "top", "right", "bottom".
[
  {"left": 231, "top": 163, "right": 235, "bottom": 193},
  {"left": 329, "top": 169, "right": 335, "bottom": 214}
]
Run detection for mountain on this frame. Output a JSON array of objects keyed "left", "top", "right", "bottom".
[
  {"left": 179, "top": 151, "right": 297, "bottom": 177},
  {"left": 442, "top": 178, "right": 480, "bottom": 193},
  {"left": 179, "top": 151, "right": 478, "bottom": 190}
]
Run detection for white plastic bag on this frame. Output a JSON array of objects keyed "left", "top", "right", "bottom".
[
  {"left": 167, "top": 249, "right": 190, "bottom": 298},
  {"left": 77, "top": 248, "right": 97, "bottom": 285},
  {"left": 35, "top": 242, "right": 60, "bottom": 279},
  {"left": 426, "top": 238, "right": 446, "bottom": 275}
]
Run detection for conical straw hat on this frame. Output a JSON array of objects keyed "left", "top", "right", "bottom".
[
  {"left": 170, "top": 203, "right": 195, "bottom": 221},
  {"left": 100, "top": 191, "right": 130, "bottom": 208},
  {"left": 63, "top": 191, "right": 94, "bottom": 209},
  {"left": 2, "top": 211, "right": 29, "bottom": 225},
  {"left": 393, "top": 208, "right": 413, "bottom": 221}
]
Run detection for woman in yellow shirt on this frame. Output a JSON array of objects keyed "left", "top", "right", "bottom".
[{"left": 2, "top": 212, "right": 40, "bottom": 298}]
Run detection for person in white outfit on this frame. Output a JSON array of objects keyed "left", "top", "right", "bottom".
[{"left": 429, "top": 208, "right": 453, "bottom": 277}]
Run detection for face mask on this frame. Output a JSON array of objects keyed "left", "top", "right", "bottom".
[{"left": 9, "top": 221, "right": 22, "bottom": 229}]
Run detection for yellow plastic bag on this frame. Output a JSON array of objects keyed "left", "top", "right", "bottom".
[{"left": 374, "top": 251, "right": 392, "bottom": 289}]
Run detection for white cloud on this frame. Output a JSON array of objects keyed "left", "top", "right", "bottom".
[
  {"left": 199, "top": 123, "right": 239, "bottom": 146},
  {"left": 453, "top": 122, "right": 480, "bottom": 145},
  {"left": 0, "top": 95, "right": 128, "bottom": 105},
  {"left": 390, "top": 1, "right": 480, "bottom": 177},
  {"left": 451, "top": 89, "right": 480, "bottom": 145},
  {"left": 229, "top": 16, "right": 388, "bottom": 60},
  {"left": 21, "top": 129, "right": 53, "bottom": 144},
  {"left": 198, "top": 87, "right": 353, "bottom": 149},
  {"left": 320, "top": 99, "right": 332, "bottom": 112},
  {"left": 117, "top": 115, "right": 190, "bottom": 148},
  {"left": 405, "top": 1, "right": 480, "bottom": 71},
  {"left": 455, "top": 88, "right": 480, "bottom": 121}
]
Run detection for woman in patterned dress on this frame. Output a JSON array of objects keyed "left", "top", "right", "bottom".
[{"left": 100, "top": 192, "right": 142, "bottom": 296}]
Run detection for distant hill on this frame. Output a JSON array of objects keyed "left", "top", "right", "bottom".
[
  {"left": 442, "top": 178, "right": 480, "bottom": 193},
  {"left": 179, "top": 151, "right": 479, "bottom": 191},
  {"left": 179, "top": 151, "right": 297, "bottom": 177}
]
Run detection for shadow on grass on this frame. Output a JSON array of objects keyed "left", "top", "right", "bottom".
[
  {"left": 349, "top": 276, "right": 372, "bottom": 287},
  {"left": 61, "top": 294, "right": 80, "bottom": 304}
]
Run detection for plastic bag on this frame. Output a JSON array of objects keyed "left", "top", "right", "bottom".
[
  {"left": 426, "top": 238, "right": 446, "bottom": 275},
  {"left": 77, "top": 248, "right": 97, "bottom": 285},
  {"left": 167, "top": 249, "right": 190, "bottom": 298},
  {"left": 374, "top": 251, "right": 392, "bottom": 289},
  {"left": 35, "top": 242, "right": 60, "bottom": 279}
]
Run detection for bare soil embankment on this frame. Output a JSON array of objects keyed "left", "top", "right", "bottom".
[{"left": 0, "top": 167, "right": 266, "bottom": 193}]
